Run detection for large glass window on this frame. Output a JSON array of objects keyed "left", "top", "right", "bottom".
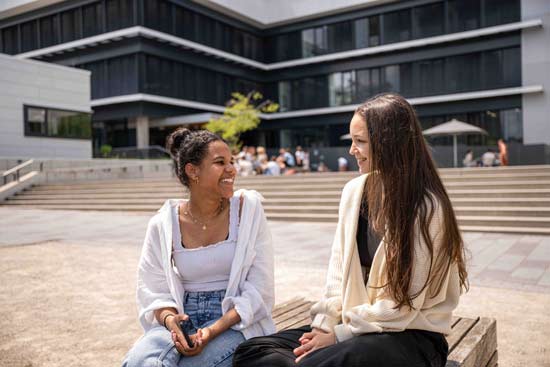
[
  {"left": 413, "top": 58, "right": 444, "bottom": 96},
  {"left": 302, "top": 29, "right": 315, "bottom": 57},
  {"left": 278, "top": 81, "right": 291, "bottom": 111},
  {"left": 329, "top": 71, "right": 355, "bottom": 106},
  {"left": 500, "top": 108, "right": 523, "bottom": 143},
  {"left": 448, "top": 0, "right": 480, "bottom": 33},
  {"left": 446, "top": 52, "right": 481, "bottom": 92},
  {"left": 368, "top": 15, "right": 380, "bottom": 46},
  {"left": 2, "top": 26, "right": 19, "bottom": 54},
  {"left": 26, "top": 107, "right": 46, "bottom": 135},
  {"left": 61, "top": 9, "right": 80, "bottom": 43},
  {"left": 20, "top": 21, "right": 38, "bottom": 52},
  {"left": 355, "top": 68, "right": 381, "bottom": 102},
  {"left": 302, "top": 26, "right": 327, "bottom": 57},
  {"left": 24, "top": 106, "right": 91, "bottom": 139},
  {"left": 274, "top": 46, "right": 521, "bottom": 111},
  {"left": 413, "top": 3, "right": 444, "bottom": 39},
  {"left": 106, "top": 0, "right": 134, "bottom": 31},
  {"left": 383, "top": 9, "right": 411, "bottom": 44},
  {"left": 82, "top": 2, "right": 103, "bottom": 37},
  {"left": 354, "top": 18, "right": 368, "bottom": 49},
  {"left": 502, "top": 47, "right": 521, "bottom": 86},
  {"left": 40, "top": 16, "right": 58, "bottom": 48},
  {"left": 383, "top": 65, "right": 400, "bottom": 93},
  {"left": 485, "top": 0, "right": 520, "bottom": 27},
  {"left": 327, "top": 21, "right": 352, "bottom": 53}
]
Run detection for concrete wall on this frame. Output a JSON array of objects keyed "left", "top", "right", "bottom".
[
  {"left": 522, "top": 0, "right": 550, "bottom": 145},
  {"left": 0, "top": 53, "right": 92, "bottom": 158}
]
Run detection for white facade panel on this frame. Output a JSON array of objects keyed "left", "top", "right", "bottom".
[
  {"left": 522, "top": 0, "right": 550, "bottom": 145},
  {"left": 0, "top": 53, "right": 92, "bottom": 159}
]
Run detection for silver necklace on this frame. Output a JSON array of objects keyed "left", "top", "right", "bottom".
[{"left": 184, "top": 199, "right": 226, "bottom": 230}]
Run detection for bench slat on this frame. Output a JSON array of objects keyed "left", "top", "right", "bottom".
[
  {"left": 277, "top": 310, "right": 312, "bottom": 331},
  {"left": 272, "top": 297, "right": 308, "bottom": 318},
  {"left": 281, "top": 315, "right": 312, "bottom": 331},
  {"left": 485, "top": 350, "right": 498, "bottom": 367},
  {"left": 451, "top": 316, "right": 461, "bottom": 328},
  {"left": 447, "top": 317, "right": 478, "bottom": 352},
  {"left": 447, "top": 318, "right": 497, "bottom": 367},
  {"left": 274, "top": 302, "right": 313, "bottom": 325}
]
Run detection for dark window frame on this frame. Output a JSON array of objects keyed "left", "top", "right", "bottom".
[{"left": 23, "top": 104, "right": 92, "bottom": 140}]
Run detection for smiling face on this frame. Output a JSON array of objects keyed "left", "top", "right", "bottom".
[
  {"left": 348, "top": 113, "right": 371, "bottom": 174},
  {"left": 188, "top": 140, "right": 236, "bottom": 199}
]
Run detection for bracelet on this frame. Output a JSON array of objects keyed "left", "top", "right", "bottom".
[{"left": 162, "top": 313, "right": 175, "bottom": 328}]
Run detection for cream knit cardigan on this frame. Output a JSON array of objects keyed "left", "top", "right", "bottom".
[
  {"left": 136, "top": 189, "right": 276, "bottom": 340},
  {"left": 310, "top": 174, "right": 462, "bottom": 342}
]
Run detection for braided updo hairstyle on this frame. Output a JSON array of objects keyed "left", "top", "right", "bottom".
[{"left": 166, "top": 127, "right": 223, "bottom": 187}]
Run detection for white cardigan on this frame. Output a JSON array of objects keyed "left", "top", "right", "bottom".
[
  {"left": 310, "top": 174, "right": 462, "bottom": 342},
  {"left": 136, "top": 189, "right": 276, "bottom": 340}
]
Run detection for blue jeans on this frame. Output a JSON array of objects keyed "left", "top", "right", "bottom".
[{"left": 123, "top": 290, "right": 245, "bottom": 367}]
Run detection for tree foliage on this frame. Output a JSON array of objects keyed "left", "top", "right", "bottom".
[{"left": 205, "top": 91, "right": 278, "bottom": 149}]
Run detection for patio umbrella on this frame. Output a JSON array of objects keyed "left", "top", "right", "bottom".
[{"left": 422, "top": 119, "right": 488, "bottom": 167}]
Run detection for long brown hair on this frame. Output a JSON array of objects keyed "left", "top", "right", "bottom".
[{"left": 356, "top": 93, "right": 468, "bottom": 309}]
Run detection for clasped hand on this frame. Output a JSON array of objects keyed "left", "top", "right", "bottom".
[
  {"left": 166, "top": 314, "right": 212, "bottom": 356},
  {"left": 293, "top": 328, "right": 336, "bottom": 363}
]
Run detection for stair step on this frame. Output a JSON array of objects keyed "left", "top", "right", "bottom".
[
  {"left": 456, "top": 215, "right": 550, "bottom": 228},
  {"left": 458, "top": 225, "right": 550, "bottom": 235},
  {"left": 448, "top": 189, "right": 550, "bottom": 198},
  {"left": 263, "top": 206, "right": 338, "bottom": 214},
  {"left": 453, "top": 207, "right": 550, "bottom": 217}
]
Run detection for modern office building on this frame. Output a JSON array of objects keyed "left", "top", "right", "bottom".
[
  {"left": 1, "top": 0, "right": 549, "bottom": 165},
  {"left": 0, "top": 52, "right": 92, "bottom": 158}
]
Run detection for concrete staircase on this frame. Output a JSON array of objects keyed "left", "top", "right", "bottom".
[{"left": 3, "top": 165, "right": 550, "bottom": 234}]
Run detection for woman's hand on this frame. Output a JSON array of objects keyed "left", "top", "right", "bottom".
[
  {"left": 293, "top": 328, "right": 336, "bottom": 363},
  {"left": 165, "top": 314, "right": 203, "bottom": 356},
  {"left": 170, "top": 324, "right": 214, "bottom": 357}
]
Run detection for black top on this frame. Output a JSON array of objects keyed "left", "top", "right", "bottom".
[{"left": 357, "top": 200, "right": 381, "bottom": 268}]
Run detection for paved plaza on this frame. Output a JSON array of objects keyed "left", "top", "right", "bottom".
[{"left": 1, "top": 207, "right": 549, "bottom": 366}]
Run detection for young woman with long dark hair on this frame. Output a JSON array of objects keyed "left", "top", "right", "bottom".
[{"left": 233, "top": 93, "right": 468, "bottom": 367}]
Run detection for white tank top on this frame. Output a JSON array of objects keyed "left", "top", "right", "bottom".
[{"left": 172, "top": 196, "right": 239, "bottom": 292}]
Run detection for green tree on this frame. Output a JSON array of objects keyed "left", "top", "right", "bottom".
[{"left": 205, "top": 91, "right": 278, "bottom": 149}]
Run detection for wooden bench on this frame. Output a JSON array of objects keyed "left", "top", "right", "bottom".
[{"left": 273, "top": 298, "right": 498, "bottom": 367}]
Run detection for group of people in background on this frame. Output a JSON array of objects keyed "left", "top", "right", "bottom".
[
  {"left": 463, "top": 139, "right": 509, "bottom": 167},
  {"left": 234, "top": 145, "right": 310, "bottom": 176}
]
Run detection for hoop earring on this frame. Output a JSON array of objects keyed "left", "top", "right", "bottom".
[{"left": 193, "top": 177, "right": 199, "bottom": 185}]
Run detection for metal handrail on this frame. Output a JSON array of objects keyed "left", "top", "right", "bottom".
[{"left": 2, "top": 159, "right": 34, "bottom": 185}]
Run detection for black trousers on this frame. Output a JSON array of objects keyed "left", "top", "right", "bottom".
[{"left": 232, "top": 326, "right": 448, "bottom": 367}]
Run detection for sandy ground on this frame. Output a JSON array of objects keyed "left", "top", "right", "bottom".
[{"left": 0, "top": 240, "right": 549, "bottom": 366}]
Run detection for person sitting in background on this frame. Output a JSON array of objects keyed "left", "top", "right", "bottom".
[
  {"left": 462, "top": 150, "right": 476, "bottom": 168},
  {"left": 337, "top": 156, "right": 348, "bottom": 172},
  {"left": 481, "top": 148, "right": 497, "bottom": 167},
  {"left": 237, "top": 157, "right": 254, "bottom": 176},
  {"left": 295, "top": 146, "right": 305, "bottom": 167},
  {"left": 279, "top": 148, "right": 296, "bottom": 168},
  {"left": 302, "top": 149, "right": 311, "bottom": 171},
  {"left": 264, "top": 156, "right": 281, "bottom": 176},
  {"left": 255, "top": 146, "right": 268, "bottom": 174},
  {"left": 317, "top": 162, "right": 330, "bottom": 172}
]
